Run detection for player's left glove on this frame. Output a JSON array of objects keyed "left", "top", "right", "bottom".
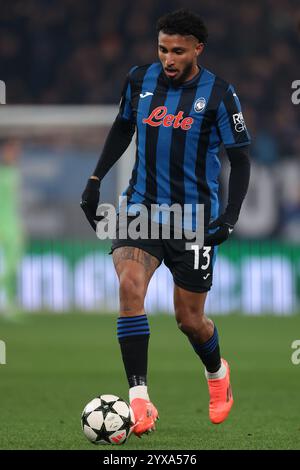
[
  {"left": 80, "top": 178, "right": 101, "bottom": 231},
  {"left": 204, "top": 213, "right": 235, "bottom": 246}
]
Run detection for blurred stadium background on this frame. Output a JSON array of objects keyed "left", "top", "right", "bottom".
[
  {"left": 0, "top": 0, "right": 300, "bottom": 451},
  {"left": 0, "top": 0, "right": 299, "bottom": 316}
]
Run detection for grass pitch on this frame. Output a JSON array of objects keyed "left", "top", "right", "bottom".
[{"left": 0, "top": 313, "right": 300, "bottom": 450}]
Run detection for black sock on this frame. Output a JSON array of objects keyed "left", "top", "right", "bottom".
[
  {"left": 189, "top": 326, "right": 221, "bottom": 373},
  {"left": 117, "top": 315, "right": 150, "bottom": 387}
]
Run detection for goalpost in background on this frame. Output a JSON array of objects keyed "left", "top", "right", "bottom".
[{"left": 0, "top": 105, "right": 135, "bottom": 199}]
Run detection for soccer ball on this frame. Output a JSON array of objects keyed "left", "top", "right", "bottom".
[{"left": 81, "top": 394, "right": 135, "bottom": 445}]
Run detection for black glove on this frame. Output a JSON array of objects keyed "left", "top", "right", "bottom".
[
  {"left": 204, "top": 213, "right": 235, "bottom": 246},
  {"left": 80, "top": 178, "right": 101, "bottom": 231}
]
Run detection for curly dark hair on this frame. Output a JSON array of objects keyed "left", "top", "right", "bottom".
[{"left": 156, "top": 9, "right": 208, "bottom": 44}]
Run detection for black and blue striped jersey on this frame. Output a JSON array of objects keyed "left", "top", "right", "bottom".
[{"left": 118, "top": 62, "right": 251, "bottom": 227}]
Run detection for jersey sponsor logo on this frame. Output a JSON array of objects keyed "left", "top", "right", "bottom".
[
  {"left": 142, "top": 106, "right": 194, "bottom": 130},
  {"left": 232, "top": 112, "right": 246, "bottom": 132},
  {"left": 140, "top": 92, "right": 154, "bottom": 98},
  {"left": 194, "top": 97, "right": 206, "bottom": 113}
]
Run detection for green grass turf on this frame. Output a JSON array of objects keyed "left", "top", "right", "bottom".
[{"left": 0, "top": 313, "right": 300, "bottom": 450}]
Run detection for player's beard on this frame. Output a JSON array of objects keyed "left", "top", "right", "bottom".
[{"left": 166, "top": 61, "right": 195, "bottom": 86}]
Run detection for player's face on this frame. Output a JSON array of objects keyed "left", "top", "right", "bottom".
[{"left": 158, "top": 32, "right": 204, "bottom": 85}]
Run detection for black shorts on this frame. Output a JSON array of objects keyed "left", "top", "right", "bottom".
[{"left": 110, "top": 216, "right": 215, "bottom": 293}]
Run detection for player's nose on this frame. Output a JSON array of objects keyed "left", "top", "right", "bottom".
[{"left": 165, "top": 55, "right": 175, "bottom": 67}]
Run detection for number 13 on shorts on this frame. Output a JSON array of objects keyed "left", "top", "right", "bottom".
[{"left": 191, "top": 245, "right": 211, "bottom": 270}]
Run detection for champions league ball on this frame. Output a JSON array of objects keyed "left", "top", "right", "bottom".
[{"left": 81, "top": 394, "right": 135, "bottom": 445}]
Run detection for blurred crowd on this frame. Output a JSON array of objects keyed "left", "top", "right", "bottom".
[{"left": 1, "top": 0, "right": 300, "bottom": 160}]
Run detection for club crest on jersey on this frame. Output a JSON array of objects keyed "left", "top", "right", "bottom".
[
  {"left": 194, "top": 97, "right": 206, "bottom": 113},
  {"left": 142, "top": 106, "right": 194, "bottom": 130}
]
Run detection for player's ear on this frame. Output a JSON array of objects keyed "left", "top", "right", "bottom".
[{"left": 195, "top": 43, "right": 204, "bottom": 57}]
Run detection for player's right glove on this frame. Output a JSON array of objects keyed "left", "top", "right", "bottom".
[
  {"left": 204, "top": 213, "right": 235, "bottom": 246},
  {"left": 80, "top": 178, "right": 101, "bottom": 231}
]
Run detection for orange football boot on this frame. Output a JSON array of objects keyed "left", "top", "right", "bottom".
[
  {"left": 130, "top": 398, "right": 159, "bottom": 437},
  {"left": 207, "top": 358, "right": 233, "bottom": 424}
]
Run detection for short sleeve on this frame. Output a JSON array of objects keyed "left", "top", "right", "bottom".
[
  {"left": 216, "top": 85, "right": 251, "bottom": 148},
  {"left": 118, "top": 66, "right": 138, "bottom": 122}
]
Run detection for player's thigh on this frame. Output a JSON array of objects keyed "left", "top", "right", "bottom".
[
  {"left": 111, "top": 214, "right": 163, "bottom": 292},
  {"left": 112, "top": 246, "right": 161, "bottom": 293}
]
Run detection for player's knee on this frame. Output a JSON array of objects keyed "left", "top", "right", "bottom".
[
  {"left": 119, "top": 272, "right": 145, "bottom": 305},
  {"left": 177, "top": 318, "right": 199, "bottom": 336},
  {"left": 175, "top": 305, "right": 206, "bottom": 336}
]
